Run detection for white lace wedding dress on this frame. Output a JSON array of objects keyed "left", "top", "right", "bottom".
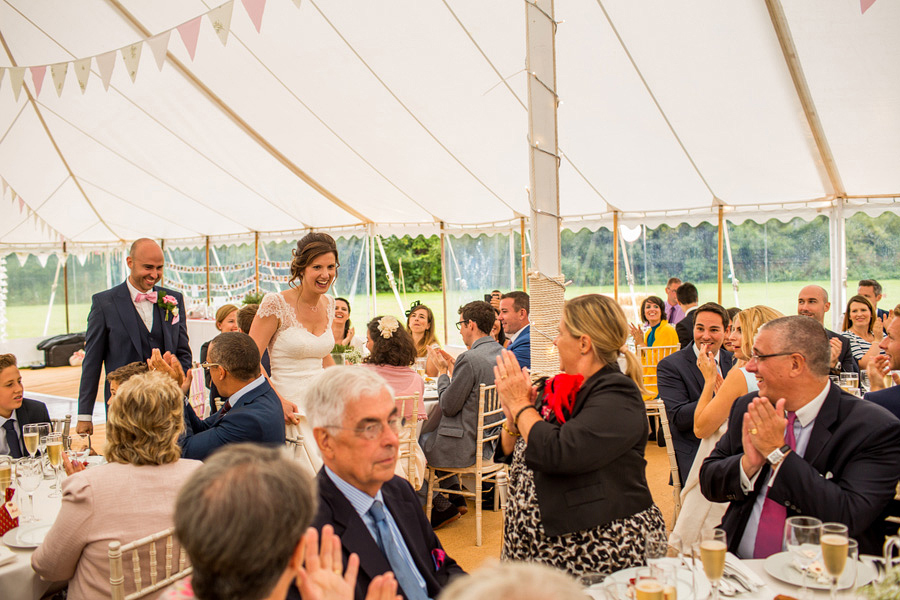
[{"left": 257, "top": 292, "right": 335, "bottom": 476}]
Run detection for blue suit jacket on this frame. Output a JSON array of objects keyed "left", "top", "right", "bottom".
[
  {"left": 657, "top": 344, "right": 733, "bottom": 485},
  {"left": 78, "top": 282, "right": 191, "bottom": 417},
  {"left": 507, "top": 324, "right": 530, "bottom": 369},
  {"left": 181, "top": 379, "right": 285, "bottom": 461},
  {"left": 864, "top": 386, "right": 900, "bottom": 421}
]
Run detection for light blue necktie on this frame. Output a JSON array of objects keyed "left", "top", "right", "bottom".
[{"left": 368, "top": 500, "right": 428, "bottom": 600}]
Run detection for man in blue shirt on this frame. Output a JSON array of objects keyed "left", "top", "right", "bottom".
[
  {"left": 287, "top": 367, "right": 464, "bottom": 600},
  {"left": 499, "top": 291, "right": 530, "bottom": 369},
  {"left": 863, "top": 305, "right": 900, "bottom": 420}
]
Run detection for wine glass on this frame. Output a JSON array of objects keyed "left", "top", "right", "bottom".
[
  {"left": 15, "top": 458, "right": 42, "bottom": 522},
  {"left": 785, "top": 516, "right": 822, "bottom": 599},
  {"left": 66, "top": 433, "right": 91, "bottom": 467},
  {"left": 36, "top": 422, "right": 52, "bottom": 479},
  {"left": 699, "top": 528, "right": 728, "bottom": 600},
  {"left": 645, "top": 531, "right": 669, "bottom": 576},
  {"left": 669, "top": 532, "right": 696, "bottom": 598},
  {"left": 45, "top": 433, "right": 63, "bottom": 498},
  {"left": 634, "top": 568, "right": 664, "bottom": 600},
  {"left": 820, "top": 522, "right": 849, "bottom": 600},
  {"left": 21, "top": 424, "right": 40, "bottom": 457}
]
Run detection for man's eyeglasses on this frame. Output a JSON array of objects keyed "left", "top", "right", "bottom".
[
  {"left": 748, "top": 351, "right": 796, "bottom": 362},
  {"left": 327, "top": 417, "right": 403, "bottom": 440},
  {"left": 199, "top": 362, "right": 221, "bottom": 370},
  {"left": 455, "top": 319, "right": 470, "bottom": 331}
]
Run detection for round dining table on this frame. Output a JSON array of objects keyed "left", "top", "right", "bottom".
[{"left": 0, "top": 479, "right": 64, "bottom": 600}]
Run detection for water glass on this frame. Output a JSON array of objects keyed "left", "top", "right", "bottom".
[
  {"left": 785, "top": 516, "right": 823, "bottom": 599},
  {"left": 645, "top": 531, "right": 669, "bottom": 575},
  {"left": 67, "top": 433, "right": 91, "bottom": 465},
  {"left": 15, "top": 458, "right": 42, "bottom": 523}
]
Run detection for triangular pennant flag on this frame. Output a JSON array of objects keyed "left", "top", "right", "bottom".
[
  {"left": 120, "top": 42, "right": 142, "bottom": 82},
  {"left": 74, "top": 58, "right": 91, "bottom": 93},
  {"left": 17, "top": 198, "right": 24, "bottom": 214},
  {"left": 10, "top": 190, "right": 16, "bottom": 203},
  {"left": 241, "top": 0, "right": 266, "bottom": 33},
  {"left": 9, "top": 67, "right": 25, "bottom": 101},
  {"left": 96, "top": 51, "right": 116, "bottom": 90},
  {"left": 861, "top": 0, "right": 877, "bottom": 13},
  {"left": 177, "top": 16, "right": 202, "bottom": 60},
  {"left": 0, "top": 67, "right": 5, "bottom": 91},
  {"left": 36, "top": 253, "right": 49, "bottom": 268},
  {"left": 76, "top": 252, "right": 88, "bottom": 266},
  {"left": 15, "top": 253, "right": 28, "bottom": 267},
  {"left": 1, "top": 178, "right": 6, "bottom": 196},
  {"left": 291, "top": 0, "right": 302, "bottom": 8},
  {"left": 148, "top": 31, "right": 171, "bottom": 71},
  {"left": 50, "top": 62, "right": 68, "bottom": 97},
  {"left": 30, "top": 66, "right": 46, "bottom": 98},
  {"left": 209, "top": 1, "right": 234, "bottom": 46}
]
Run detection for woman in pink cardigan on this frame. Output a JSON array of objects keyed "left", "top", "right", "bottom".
[
  {"left": 361, "top": 315, "right": 427, "bottom": 488},
  {"left": 32, "top": 372, "right": 201, "bottom": 600}
]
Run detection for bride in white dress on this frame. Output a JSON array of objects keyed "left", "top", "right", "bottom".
[{"left": 250, "top": 233, "right": 339, "bottom": 476}]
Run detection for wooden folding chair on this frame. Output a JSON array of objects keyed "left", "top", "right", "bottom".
[
  {"left": 645, "top": 398, "right": 682, "bottom": 520},
  {"left": 108, "top": 527, "right": 191, "bottom": 600}
]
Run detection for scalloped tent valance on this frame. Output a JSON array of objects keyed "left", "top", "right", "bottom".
[{"left": 1, "top": 0, "right": 898, "bottom": 252}]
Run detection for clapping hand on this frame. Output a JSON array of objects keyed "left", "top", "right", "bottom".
[
  {"left": 741, "top": 396, "right": 787, "bottom": 478},
  {"left": 867, "top": 354, "right": 899, "bottom": 392},
  {"left": 829, "top": 337, "right": 843, "bottom": 368},
  {"left": 494, "top": 350, "right": 536, "bottom": 426},
  {"left": 628, "top": 323, "right": 645, "bottom": 348},
  {"left": 147, "top": 349, "right": 185, "bottom": 387},
  {"left": 427, "top": 346, "right": 455, "bottom": 376}
]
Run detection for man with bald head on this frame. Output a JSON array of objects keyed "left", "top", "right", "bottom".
[
  {"left": 77, "top": 238, "right": 191, "bottom": 434},
  {"left": 796, "top": 284, "right": 858, "bottom": 375}
]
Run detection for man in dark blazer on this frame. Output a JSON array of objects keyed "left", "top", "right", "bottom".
[
  {"left": 286, "top": 367, "right": 464, "bottom": 600},
  {"left": 863, "top": 310, "right": 900, "bottom": 420},
  {"left": 0, "top": 353, "right": 51, "bottom": 458},
  {"left": 77, "top": 238, "right": 191, "bottom": 435},
  {"left": 181, "top": 333, "right": 284, "bottom": 461},
  {"left": 674, "top": 282, "right": 699, "bottom": 348},
  {"left": 700, "top": 316, "right": 900, "bottom": 558},
  {"left": 500, "top": 291, "right": 530, "bottom": 369},
  {"left": 658, "top": 302, "right": 733, "bottom": 485},
  {"left": 797, "top": 284, "right": 858, "bottom": 374}
]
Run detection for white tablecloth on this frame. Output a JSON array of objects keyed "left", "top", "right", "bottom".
[{"left": 0, "top": 479, "right": 64, "bottom": 600}]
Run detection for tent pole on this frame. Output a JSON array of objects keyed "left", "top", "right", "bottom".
[
  {"left": 43, "top": 254, "right": 62, "bottom": 337},
  {"left": 374, "top": 235, "right": 406, "bottom": 316},
  {"left": 369, "top": 226, "right": 377, "bottom": 320},
  {"left": 508, "top": 228, "right": 516, "bottom": 291},
  {"left": 440, "top": 223, "right": 449, "bottom": 346},
  {"left": 205, "top": 237, "right": 211, "bottom": 307},
  {"left": 520, "top": 217, "right": 528, "bottom": 291},
  {"left": 829, "top": 199, "right": 847, "bottom": 331},
  {"left": 160, "top": 239, "right": 166, "bottom": 287},
  {"left": 63, "top": 242, "right": 70, "bottom": 334},
  {"left": 613, "top": 211, "right": 619, "bottom": 302},
  {"left": 717, "top": 206, "right": 724, "bottom": 304},
  {"left": 618, "top": 228, "right": 640, "bottom": 323},
  {"left": 723, "top": 217, "right": 739, "bottom": 307},
  {"left": 254, "top": 232, "right": 260, "bottom": 295}
]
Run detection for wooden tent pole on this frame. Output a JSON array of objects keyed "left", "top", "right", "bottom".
[
  {"left": 440, "top": 223, "right": 449, "bottom": 345},
  {"left": 205, "top": 237, "right": 211, "bottom": 307},
  {"left": 63, "top": 242, "right": 70, "bottom": 334},
  {"left": 613, "top": 211, "right": 619, "bottom": 302},
  {"left": 254, "top": 232, "right": 260, "bottom": 295},
  {"left": 718, "top": 206, "right": 724, "bottom": 304},
  {"left": 520, "top": 217, "right": 528, "bottom": 292}
]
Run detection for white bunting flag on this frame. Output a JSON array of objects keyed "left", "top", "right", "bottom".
[
  {"left": 96, "top": 51, "right": 116, "bottom": 90},
  {"left": 9, "top": 67, "right": 25, "bottom": 101},
  {"left": 14, "top": 253, "right": 28, "bottom": 267},
  {"left": 0, "top": 68, "right": 5, "bottom": 91},
  {"left": 74, "top": 58, "right": 91, "bottom": 93},
  {"left": 121, "top": 42, "right": 142, "bottom": 82},
  {"left": 50, "top": 62, "right": 68, "bottom": 97},
  {"left": 291, "top": 0, "right": 302, "bottom": 8},
  {"left": 178, "top": 16, "right": 202, "bottom": 61},
  {"left": 10, "top": 190, "right": 16, "bottom": 203},
  {"left": 148, "top": 31, "right": 171, "bottom": 71},
  {"left": 209, "top": 2, "right": 234, "bottom": 46},
  {"left": 1, "top": 178, "right": 6, "bottom": 196},
  {"left": 36, "top": 253, "right": 50, "bottom": 268},
  {"left": 242, "top": 0, "right": 266, "bottom": 33}
]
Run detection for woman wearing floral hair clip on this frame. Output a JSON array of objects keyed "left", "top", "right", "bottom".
[{"left": 494, "top": 294, "right": 666, "bottom": 576}]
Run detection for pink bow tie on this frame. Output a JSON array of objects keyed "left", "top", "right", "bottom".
[{"left": 135, "top": 291, "right": 158, "bottom": 303}]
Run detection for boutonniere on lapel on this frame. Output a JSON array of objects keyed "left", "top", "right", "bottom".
[
  {"left": 431, "top": 548, "right": 446, "bottom": 570},
  {"left": 158, "top": 294, "right": 180, "bottom": 324}
]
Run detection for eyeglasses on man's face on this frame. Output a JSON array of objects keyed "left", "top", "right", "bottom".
[
  {"left": 455, "top": 319, "right": 470, "bottom": 331},
  {"left": 327, "top": 417, "right": 403, "bottom": 440},
  {"left": 747, "top": 351, "right": 796, "bottom": 362}
]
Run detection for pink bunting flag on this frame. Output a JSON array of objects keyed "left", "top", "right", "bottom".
[
  {"left": 242, "top": 0, "right": 267, "bottom": 32},
  {"left": 861, "top": 0, "right": 876, "bottom": 13},
  {"left": 178, "top": 16, "right": 203, "bottom": 60},
  {"left": 18, "top": 198, "right": 24, "bottom": 214},
  {"left": 30, "top": 66, "right": 46, "bottom": 98}
]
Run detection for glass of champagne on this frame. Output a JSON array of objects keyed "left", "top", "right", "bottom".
[
  {"left": 840, "top": 372, "right": 859, "bottom": 395},
  {"left": 634, "top": 568, "right": 665, "bottom": 600},
  {"left": 0, "top": 455, "right": 12, "bottom": 496},
  {"left": 821, "top": 522, "right": 849, "bottom": 600},
  {"left": 785, "top": 516, "right": 822, "bottom": 600},
  {"left": 36, "top": 422, "right": 52, "bottom": 479},
  {"left": 415, "top": 357, "right": 427, "bottom": 378},
  {"left": 699, "top": 528, "right": 727, "bottom": 600},
  {"left": 22, "top": 424, "right": 40, "bottom": 457},
  {"left": 15, "top": 457, "right": 42, "bottom": 522},
  {"left": 45, "top": 433, "right": 63, "bottom": 498}
]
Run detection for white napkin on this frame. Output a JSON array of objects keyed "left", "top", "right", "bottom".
[
  {"left": 724, "top": 552, "right": 766, "bottom": 587},
  {"left": 0, "top": 546, "right": 17, "bottom": 567}
]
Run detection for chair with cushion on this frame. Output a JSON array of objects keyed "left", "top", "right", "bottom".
[
  {"left": 424, "top": 384, "right": 507, "bottom": 546},
  {"left": 108, "top": 526, "right": 191, "bottom": 600}
]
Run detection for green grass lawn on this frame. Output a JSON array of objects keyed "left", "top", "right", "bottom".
[{"left": 7, "top": 279, "right": 897, "bottom": 343}]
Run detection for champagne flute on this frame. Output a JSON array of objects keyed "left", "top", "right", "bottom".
[
  {"left": 821, "top": 522, "right": 849, "bottom": 600},
  {"left": 785, "top": 516, "right": 822, "bottom": 600},
  {"left": 699, "top": 528, "right": 728, "bottom": 600},
  {"left": 22, "top": 424, "right": 40, "bottom": 457},
  {"left": 0, "top": 456, "right": 12, "bottom": 496},
  {"left": 15, "top": 458, "right": 42, "bottom": 522},
  {"left": 36, "top": 422, "right": 52, "bottom": 480},
  {"left": 634, "top": 568, "right": 664, "bottom": 600},
  {"left": 645, "top": 531, "right": 669, "bottom": 576},
  {"left": 45, "top": 433, "right": 63, "bottom": 498}
]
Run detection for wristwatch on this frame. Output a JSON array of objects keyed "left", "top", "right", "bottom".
[{"left": 766, "top": 444, "right": 791, "bottom": 466}]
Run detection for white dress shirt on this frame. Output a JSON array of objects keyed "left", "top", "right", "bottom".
[
  {"left": 126, "top": 279, "right": 155, "bottom": 332},
  {"left": 0, "top": 410, "right": 23, "bottom": 456}
]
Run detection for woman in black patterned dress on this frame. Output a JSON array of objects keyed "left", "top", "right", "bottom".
[{"left": 494, "top": 293, "right": 666, "bottom": 577}]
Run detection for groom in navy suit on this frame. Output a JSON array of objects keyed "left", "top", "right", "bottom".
[
  {"left": 77, "top": 238, "right": 191, "bottom": 435},
  {"left": 500, "top": 291, "right": 530, "bottom": 369}
]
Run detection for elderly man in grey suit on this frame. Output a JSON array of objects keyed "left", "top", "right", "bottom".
[{"left": 424, "top": 300, "right": 503, "bottom": 528}]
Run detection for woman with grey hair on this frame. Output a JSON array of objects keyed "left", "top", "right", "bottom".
[{"left": 438, "top": 562, "right": 582, "bottom": 600}]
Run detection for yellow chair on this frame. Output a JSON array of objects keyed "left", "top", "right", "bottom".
[{"left": 640, "top": 345, "right": 679, "bottom": 399}]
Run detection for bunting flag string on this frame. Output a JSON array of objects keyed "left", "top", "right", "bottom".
[
  {"left": 1, "top": 176, "right": 66, "bottom": 243},
  {"left": 166, "top": 260, "right": 254, "bottom": 274},
  {"left": 260, "top": 273, "right": 290, "bottom": 283},
  {"left": 0, "top": 0, "right": 283, "bottom": 99},
  {"left": 259, "top": 259, "right": 292, "bottom": 268},
  {"left": 210, "top": 276, "right": 256, "bottom": 292}
]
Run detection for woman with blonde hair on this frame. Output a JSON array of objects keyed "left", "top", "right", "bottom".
[
  {"left": 672, "top": 304, "right": 783, "bottom": 545},
  {"left": 200, "top": 303, "right": 240, "bottom": 414},
  {"left": 406, "top": 301, "right": 440, "bottom": 376},
  {"left": 494, "top": 294, "right": 665, "bottom": 576},
  {"left": 32, "top": 372, "right": 201, "bottom": 600}
]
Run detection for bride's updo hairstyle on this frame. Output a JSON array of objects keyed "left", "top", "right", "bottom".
[
  {"left": 562, "top": 294, "right": 647, "bottom": 393},
  {"left": 289, "top": 232, "right": 339, "bottom": 286}
]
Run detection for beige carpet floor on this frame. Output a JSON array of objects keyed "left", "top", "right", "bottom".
[{"left": 22, "top": 366, "right": 677, "bottom": 572}]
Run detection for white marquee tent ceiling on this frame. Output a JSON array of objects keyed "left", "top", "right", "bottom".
[{"left": 0, "top": 0, "right": 898, "bottom": 252}]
